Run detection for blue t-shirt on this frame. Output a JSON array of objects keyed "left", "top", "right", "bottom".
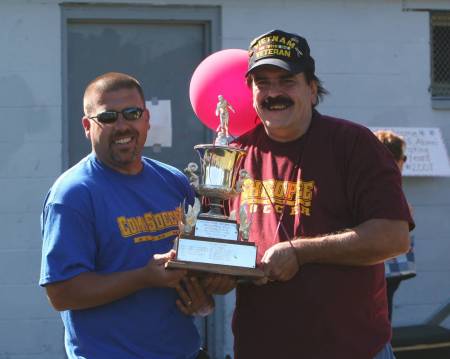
[{"left": 40, "top": 154, "right": 200, "bottom": 359}]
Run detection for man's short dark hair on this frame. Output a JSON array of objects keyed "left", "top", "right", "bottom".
[{"left": 83, "top": 72, "right": 145, "bottom": 115}]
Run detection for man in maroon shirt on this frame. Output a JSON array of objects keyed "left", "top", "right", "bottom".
[{"left": 230, "top": 29, "right": 414, "bottom": 359}]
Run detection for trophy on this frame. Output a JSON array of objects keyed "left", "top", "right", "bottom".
[{"left": 166, "top": 96, "right": 263, "bottom": 278}]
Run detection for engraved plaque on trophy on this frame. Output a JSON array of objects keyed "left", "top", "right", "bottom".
[{"left": 166, "top": 96, "right": 263, "bottom": 278}]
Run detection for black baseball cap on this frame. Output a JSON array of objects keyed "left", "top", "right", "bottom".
[{"left": 247, "top": 29, "right": 315, "bottom": 75}]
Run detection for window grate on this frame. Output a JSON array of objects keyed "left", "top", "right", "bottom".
[{"left": 431, "top": 12, "right": 450, "bottom": 98}]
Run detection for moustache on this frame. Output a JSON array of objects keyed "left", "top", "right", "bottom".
[{"left": 261, "top": 96, "right": 294, "bottom": 109}]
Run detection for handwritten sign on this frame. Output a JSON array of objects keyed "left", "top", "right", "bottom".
[{"left": 371, "top": 127, "right": 450, "bottom": 177}]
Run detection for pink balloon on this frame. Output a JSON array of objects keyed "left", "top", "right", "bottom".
[{"left": 189, "top": 49, "right": 258, "bottom": 136}]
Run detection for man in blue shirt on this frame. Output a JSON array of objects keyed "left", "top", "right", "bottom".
[{"left": 40, "top": 72, "right": 213, "bottom": 358}]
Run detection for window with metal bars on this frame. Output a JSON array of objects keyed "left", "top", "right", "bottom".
[{"left": 431, "top": 12, "right": 450, "bottom": 105}]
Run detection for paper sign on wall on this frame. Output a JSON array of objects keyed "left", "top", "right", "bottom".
[
  {"left": 371, "top": 127, "right": 450, "bottom": 177},
  {"left": 144, "top": 100, "right": 172, "bottom": 148}
]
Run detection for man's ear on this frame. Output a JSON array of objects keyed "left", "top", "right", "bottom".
[
  {"left": 82, "top": 117, "right": 91, "bottom": 139},
  {"left": 145, "top": 108, "right": 151, "bottom": 131}
]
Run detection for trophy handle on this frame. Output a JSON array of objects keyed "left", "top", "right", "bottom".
[{"left": 184, "top": 162, "right": 199, "bottom": 189}]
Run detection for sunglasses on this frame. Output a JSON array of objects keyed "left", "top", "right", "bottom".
[{"left": 88, "top": 107, "right": 144, "bottom": 124}]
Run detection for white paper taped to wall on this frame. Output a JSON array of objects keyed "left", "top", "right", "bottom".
[
  {"left": 371, "top": 127, "right": 450, "bottom": 177},
  {"left": 144, "top": 100, "right": 172, "bottom": 148}
]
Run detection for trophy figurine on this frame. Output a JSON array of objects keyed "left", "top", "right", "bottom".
[
  {"left": 166, "top": 96, "right": 263, "bottom": 278},
  {"left": 214, "top": 95, "right": 235, "bottom": 146}
]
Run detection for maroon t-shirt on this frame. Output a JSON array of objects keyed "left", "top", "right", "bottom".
[{"left": 231, "top": 112, "right": 414, "bottom": 359}]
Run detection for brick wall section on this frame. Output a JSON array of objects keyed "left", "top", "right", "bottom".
[{"left": 0, "top": 1, "right": 63, "bottom": 358}]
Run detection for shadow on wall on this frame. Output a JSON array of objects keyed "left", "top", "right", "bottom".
[{"left": 0, "top": 74, "right": 50, "bottom": 172}]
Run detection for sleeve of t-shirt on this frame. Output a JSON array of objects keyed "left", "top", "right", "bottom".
[
  {"left": 39, "top": 203, "right": 97, "bottom": 286},
  {"left": 344, "top": 127, "right": 414, "bottom": 229},
  {"left": 174, "top": 169, "right": 196, "bottom": 207}
]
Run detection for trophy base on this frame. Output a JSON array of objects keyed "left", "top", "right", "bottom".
[
  {"left": 165, "top": 260, "right": 264, "bottom": 278},
  {"left": 167, "top": 235, "right": 264, "bottom": 279}
]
